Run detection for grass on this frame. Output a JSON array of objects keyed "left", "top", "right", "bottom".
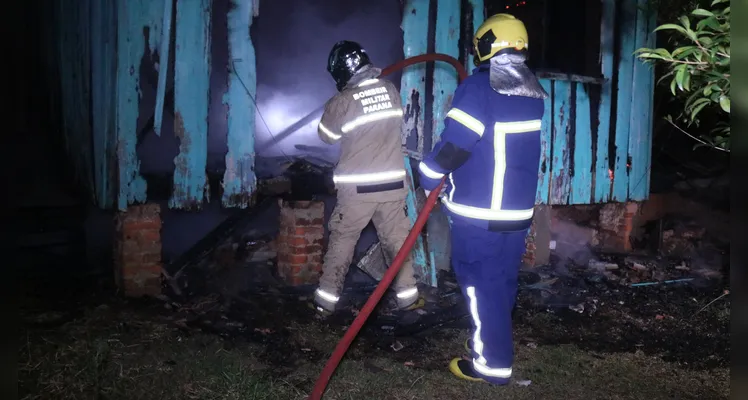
[{"left": 19, "top": 303, "right": 729, "bottom": 400}]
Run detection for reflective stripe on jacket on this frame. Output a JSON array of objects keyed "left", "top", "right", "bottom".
[
  {"left": 318, "top": 69, "right": 408, "bottom": 202},
  {"left": 418, "top": 66, "right": 544, "bottom": 231}
]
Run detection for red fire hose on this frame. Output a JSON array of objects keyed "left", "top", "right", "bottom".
[{"left": 308, "top": 54, "right": 468, "bottom": 400}]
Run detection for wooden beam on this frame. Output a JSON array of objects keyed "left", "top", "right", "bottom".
[
  {"left": 594, "top": 0, "right": 616, "bottom": 202},
  {"left": 400, "top": 0, "right": 430, "bottom": 286},
  {"left": 466, "top": 0, "right": 485, "bottom": 73},
  {"left": 91, "top": 0, "right": 117, "bottom": 208},
  {"left": 222, "top": 0, "right": 258, "bottom": 209},
  {"left": 115, "top": 0, "right": 162, "bottom": 210},
  {"left": 550, "top": 80, "right": 572, "bottom": 204},
  {"left": 627, "top": 0, "right": 656, "bottom": 200},
  {"left": 611, "top": 0, "right": 637, "bottom": 201},
  {"left": 169, "top": 0, "right": 212, "bottom": 210},
  {"left": 536, "top": 79, "right": 553, "bottom": 204},
  {"left": 571, "top": 82, "right": 594, "bottom": 204},
  {"left": 153, "top": 0, "right": 173, "bottom": 136}
]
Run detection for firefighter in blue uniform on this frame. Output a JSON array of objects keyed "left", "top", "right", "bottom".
[{"left": 418, "top": 14, "right": 548, "bottom": 384}]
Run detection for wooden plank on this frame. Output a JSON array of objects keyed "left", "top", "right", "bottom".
[
  {"left": 426, "top": 0, "right": 460, "bottom": 288},
  {"left": 90, "top": 0, "right": 117, "bottom": 208},
  {"left": 401, "top": 0, "right": 429, "bottom": 155},
  {"left": 466, "top": 0, "right": 485, "bottom": 74},
  {"left": 628, "top": 0, "right": 654, "bottom": 200},
  {"left": 400, "top": 0, "right": 430, "bottom": 286},
  {"left": 153, "top": 0, "right": 173, "bottom": 137},
  {"left": 222, "top": 0, "right": 258, "bottom": 209},
  {"left": 116, "top": 0, "right": 163, "bottom": 210},
  {"left": 170, "top": 0, "right": 212, "bottom": 210},
  {"left": 432, "top": 0, "right": 460, "bottom": 144},
  {"left": 611, "top": 0, "right": 638, "bottom": 201},
  {"left": 536, "top": 78, "right": 553, "bottom": 204},
  {"left": 594, "top": 0, "right": 616, "bottom": 203},
  {"left": 550, "top": 80, "right": 572, "bottom": 204},
  {"left": 571, "top": 83, "right": 593, "bottom": 204},
  {"left": 643, "top": 8, "right": 657, "bottom": 195}
]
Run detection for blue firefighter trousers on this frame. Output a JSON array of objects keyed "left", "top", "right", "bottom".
[{"left": 449, "top": 217, "right": 528, "bottom": 384}]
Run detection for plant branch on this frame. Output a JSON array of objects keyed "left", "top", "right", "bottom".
[{"left": 665, "top": 118, "right": 730, "bottom": 152}]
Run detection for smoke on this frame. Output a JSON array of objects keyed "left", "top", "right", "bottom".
[
  {"left": 252, "top": 0, "right": 404, "bottom": 160},
  {"left": 550, "top": 219, "right": 598, "bottom": 274}
]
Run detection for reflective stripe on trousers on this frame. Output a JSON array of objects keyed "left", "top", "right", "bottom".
[
  {"left": 333, "top": 169, "right": 406, "bottom": 184},
  {"left": 450, "top": 220, "right": 527, "bottom": 384}
]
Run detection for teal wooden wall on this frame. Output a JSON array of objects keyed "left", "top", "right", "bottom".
[
  {"left": 46, "top": 0, "right": 655, "bottom": 213},
  {"left": 534, "top": 0, "right": 657, "bottom": 205},
  {"left": 44, "top": 0, "right": 259, "bottom": 211}
]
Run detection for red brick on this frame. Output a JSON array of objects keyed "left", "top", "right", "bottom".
[
  {"left": 277, "top": 200, "right": 325, "bottom": 286},
  {"left": 114, "top": 203, "right": 163, "bottom": 297},
  {"left": 287, "top": 236, "right": 309, "bottom": 246},
  {"left": 140, "top": 252, "right": 162, "bottom": 264},
  {"left": 288, "top": 254, "right": 308, "bottom": 264},
  {"left": 122, "top": 221, "right": 161, "bottom": 234},
  {"left": 137, "top": 229, "right": 161, "bottom": 244},
  {"left": 289, "top": 226, "right": 323, "bottom": 236}
]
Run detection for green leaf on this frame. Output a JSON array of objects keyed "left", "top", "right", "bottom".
[
  {"left": 719, "top": 96, "right": 730, "bottom": 113},
  {"left": 679, "top": 15, "right": 691, "bottom": 29},
  {"left": 692, "top": 9, "right": 714, "bottom": 17},
  {"left": 690, "top": 100, "right": 709, "bottom": 120},
  {"left": 697, "top": 17, "right": 722, "bottom": 31},
  {"left": 655, "top": 24, "right": 688, "bottom": 34},
  {"left": 675, "top": 65, "right": 687, "bottom": 91}
]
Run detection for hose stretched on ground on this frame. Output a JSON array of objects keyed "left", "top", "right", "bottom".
[{"left": 309, "top": 54, "right": 468, "bottom": 400}]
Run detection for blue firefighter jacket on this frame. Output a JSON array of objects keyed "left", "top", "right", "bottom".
[{"left": 418, "top": 66, "right": 544, "bottom": 232}]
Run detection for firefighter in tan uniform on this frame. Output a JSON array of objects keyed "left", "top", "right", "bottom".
[{"left": 312, "top": 41, "right": 420, "bottom": 316}]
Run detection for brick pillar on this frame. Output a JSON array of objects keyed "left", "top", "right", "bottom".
[
  {"left": 598, "top": 202, "right": 639, "bottom": 252},
  {"left": 276, "top": 200, "right": 325, "bottom": 285},
  {"left": 114, "top": 204, "right": 162, "bottom": 297}
]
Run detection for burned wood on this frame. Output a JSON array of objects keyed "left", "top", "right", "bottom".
[{"left": 167, "top": 197, "right": 274, "bottom": 285}]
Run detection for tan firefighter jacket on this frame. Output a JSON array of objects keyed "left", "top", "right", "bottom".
[{"left": 317, "top": 67, "right": 408, "bottom": 203}]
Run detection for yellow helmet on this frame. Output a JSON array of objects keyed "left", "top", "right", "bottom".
[{"left": 472, "top": 14, "right": 528, "bottom": 65}]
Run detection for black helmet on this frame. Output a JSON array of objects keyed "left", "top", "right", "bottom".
[{"left": 327, "top": 41, "right": 372, "bottom": 92}]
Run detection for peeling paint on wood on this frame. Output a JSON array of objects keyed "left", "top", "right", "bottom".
[
  {"left": 466, "top": 0, "right": 485, "bottom": 73},
  {"left": 424, "top": 0, "right": 461, "bottom": 288},
  {"left": 91, "top": 0, "right": 117, "bottom": 209},
  {"left": 536, "top": 78, "right": 553, "bottom": 204},
  {"left": 222, "top": 0, "right": 258, "bottom": 209},
  {"left": 571, "top": 83, "right": 593, "bottom": 204},
  {"left": 594, "top": 0, "right": 616, "bottom": 203},
  {"left": 550, "top": 80, "right": 572, "bottom": 204},
  {"left": 612, "top": 0, "right": 637, "bottom": 201},
  {"left": 154, "top": 0, "right": 173, "bottom": 136},
  {"left": 169, "top": 0, "right": 212, "bottom": 210},
  {"left": 628, "top": 0, "right": 655, "bottom": 201},
  {"left": 432, "top": 0, "right": 460, "bottom": 145},
  {"left": 401, "top": 0, "right": 429, "bottom": 154},
  {"left": 400, "top": 0, "right": 429, "bottom": 286},
  {"left": 116, "top": 0, "right": 163, "bottom": 210}
]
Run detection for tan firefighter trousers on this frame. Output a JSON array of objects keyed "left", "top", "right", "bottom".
[{"left": 318, "top": 198, "right": 417, "bottom": 299}]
